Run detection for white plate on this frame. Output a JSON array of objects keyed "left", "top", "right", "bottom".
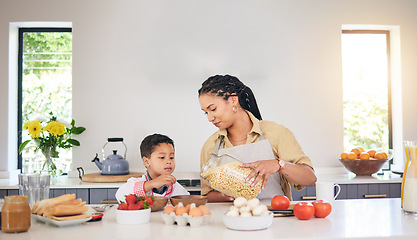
[
  {"left": 32, "top": 214, "right": 92, "bottom": 227},
  {"left": 222, "top": 212, "right": 273, "bottom": 231}
]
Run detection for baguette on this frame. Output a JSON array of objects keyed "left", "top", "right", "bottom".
[
  {"left": 39, "top": 199, "right": 85, "bottom": 216},
  {"left": 32, "top": 194, "right": 76, "bottom": 214},
  {"left": 43, "top": 204, "right": 89, "bottom": 217},
  {"left": 50, "top": 213, "right": 92, "bottom": 221}
]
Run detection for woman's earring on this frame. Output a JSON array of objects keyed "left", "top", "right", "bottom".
[{"left": 233, "top": 106, "right": 237, "bottom": 113}]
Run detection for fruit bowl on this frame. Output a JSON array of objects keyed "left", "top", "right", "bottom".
[
  {"left": 116, "top": 208, "right": 151, "bottom": 224},
  {"left": 339, "top": 158, "right": 389, "bottom": 176},
  {"left": 150, "top": 196, "right": 168, "bottom": 212},
  {"left": 170, "top": 195, "right": 208, "bottom": 207}
]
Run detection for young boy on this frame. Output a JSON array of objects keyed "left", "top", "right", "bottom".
[{"left": 115, "top": 133, "right": 189, "bottom": 202}]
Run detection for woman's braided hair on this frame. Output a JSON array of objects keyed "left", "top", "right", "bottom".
[{"left": 198, "top": 75, "right": 262, "bottom": 120}]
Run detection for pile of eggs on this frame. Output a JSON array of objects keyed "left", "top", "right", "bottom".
[
  {"left": 225, "top": 197, "right": 270, "bottom": 217},
  {"left": 162, "top": 202, "right": 211, "bottom": 227}
]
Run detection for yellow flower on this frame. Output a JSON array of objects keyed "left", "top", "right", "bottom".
[
  {"left": 25, "top": 120, "right": 42, "bottom": 138},
  {"left": 44, "top": 121, "right": 66, "bottom": 136}
]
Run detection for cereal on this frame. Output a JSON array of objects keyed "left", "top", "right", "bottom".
[{"left": 201, "top": 161, "right": 263, "bottom": 199}]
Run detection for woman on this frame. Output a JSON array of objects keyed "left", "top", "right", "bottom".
[{"left": 198, "top": 74, "right": 316, "bottom": 202}]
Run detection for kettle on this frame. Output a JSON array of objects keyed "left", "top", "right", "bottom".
[{"left": 92, "top": 138, "right": 130, "bottom": 175}]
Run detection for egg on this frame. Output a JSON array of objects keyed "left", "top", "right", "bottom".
[
  {"left": 189, "top": 207, "right": 203, "bottom": 217},
  {"left": 163, "top": 206, "right": 175, "bottom": 215},
  {"left": 185, "top": 204, "right": 192, "bottom": 212},
  {"left": 198, "top": 205, "right": 211, "bottom": 215},
  {"left": 175, "top": 206, "right": 188, "bottom": 216}
]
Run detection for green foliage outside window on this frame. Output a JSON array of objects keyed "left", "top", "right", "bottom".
[{"left": 21, "top": 31, "right": 73, "bottom": 173}]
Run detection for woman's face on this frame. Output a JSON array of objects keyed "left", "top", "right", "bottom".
[{"left": 199, "top": 94, "right": 236, "bottom": 130}]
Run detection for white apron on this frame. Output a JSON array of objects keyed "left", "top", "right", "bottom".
[{"left": 213, "top": 131, "right": 284, "bottom": 199}]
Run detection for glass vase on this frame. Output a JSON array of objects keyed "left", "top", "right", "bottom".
[{"left": 40, "top": 147, "right": 58, "bottom": 177}]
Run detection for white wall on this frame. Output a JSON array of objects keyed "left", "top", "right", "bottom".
[{"left": 1, "top": 0, "right": 417, "bottom": 176}]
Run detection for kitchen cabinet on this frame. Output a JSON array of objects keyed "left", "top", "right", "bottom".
[
  {"left": 0, "top": 189, "right": 18, "bottom": 198},
  {"left": 49, "top": 188, "right": 90, "bottom": 203},
  {"left": 291, "top": 183, "right": 401, "bottom": 201}
]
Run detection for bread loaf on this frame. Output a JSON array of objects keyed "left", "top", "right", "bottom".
[
  {"left": 31, "top": 194, "right": 90, "bottom": 221},
  {"left": 32, "top": 194, "right": 76, "bottom": 214},
  {"left": 43, "top": 204, "right": 88, "bottom": 217},
  {"left": 51, "top": 213, "right": 92, "bottom": 221}
]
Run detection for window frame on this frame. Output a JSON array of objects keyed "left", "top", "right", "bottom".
[{"left": 17, "top": 27, "right": 72, "bottom": 170}]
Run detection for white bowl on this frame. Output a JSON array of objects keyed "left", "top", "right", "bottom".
[
  {"left": 222, "top": 212, "right": 273, "bottom": 231},
  {"left": 116, "top": 208, "right": 151, "bottom": 224}
]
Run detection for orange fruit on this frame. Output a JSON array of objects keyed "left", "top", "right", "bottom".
[
  {"left": 359, "top": 152, "right": 370, "bottom": 160},
  {"left": 374, "top": 152, "right": 386, "bottom": 159},
  {"left": 382, "top": 152, "right": 388, "bottom": 158},
  {"left": 367, "top": 149, "right": 376, "bottom": 158},
  {"left": 347, "top": 152, "right": 358, "bottom": 160},
  {"left": 351, "top": 148, "right": 361, "bottom": 157},
  {"left": 340, "top": 152, "right": 348, "bottom": 160},
  {"left": 358, "top": 147, "right": 365, "bottom": 153}
]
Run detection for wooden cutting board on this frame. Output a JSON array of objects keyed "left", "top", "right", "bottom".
[{"left": 81, "top": 172, "right": 144, "bottom": 183}]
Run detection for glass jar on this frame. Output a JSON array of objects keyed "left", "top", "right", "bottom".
[
  {"left": 201, "top": 153, "right": 263, "bottom": 199},
  {"left": 403, "top": 141, "right": 417, "bottom": 214},
  {"left": 1, "top": 195, "right": 31, "bottom": 233}
]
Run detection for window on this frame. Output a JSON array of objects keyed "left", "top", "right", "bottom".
[
  {"left": 18, "top": 28, "right": 72, "bottom": 173},
  {"left": 341, "top": 30, "right": 391, "bottom": 154}
]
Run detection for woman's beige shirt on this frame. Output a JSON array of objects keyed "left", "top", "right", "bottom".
[{"left": 200, "top": 111, "right": 314, "bottom": 200}]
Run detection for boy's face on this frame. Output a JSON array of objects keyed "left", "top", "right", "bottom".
[{"left": 143, "top": 143, "right": 175, "bottom": 178}]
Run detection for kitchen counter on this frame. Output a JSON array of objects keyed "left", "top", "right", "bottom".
[{"left": 1, "top": 198, "right": 416, "bottom": 240}]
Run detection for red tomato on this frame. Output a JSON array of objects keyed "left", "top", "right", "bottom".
[
  {"left": 271, "top": 195, "right": 290, "bottom": 209},
  {"left": 293, "top": 202, "right": 315, "bottom": 220},
  {"left": 312, "top": 200, "right": 332, "bottom": 218}
]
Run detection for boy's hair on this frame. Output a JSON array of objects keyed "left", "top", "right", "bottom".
[{"left": 140, "top": 133, "right": 175, "bottom": 158}]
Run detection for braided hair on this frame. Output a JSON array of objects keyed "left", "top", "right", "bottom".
[{"left": 198, "top": 75, "right": 262, "bottom": 120}]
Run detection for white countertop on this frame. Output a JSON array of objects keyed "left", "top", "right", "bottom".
[{"left": 1, "top": 198, "right": 416, "bottom": 240}]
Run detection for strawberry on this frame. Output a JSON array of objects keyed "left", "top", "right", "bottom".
[
  {"left": 125, "top": 194, "right": 138, "bottom": 205},
  {"left": 137, "top": 200, "right": 145, "bottom": 210},
  {"left": 128, "top": 202, "right": 141, "bottom": 210},
  {"left": 117, "top": 202, "right": 128, "bottom": 210},
  {"left": 145, "top": 196, "right": 154, "bottom": 206}
]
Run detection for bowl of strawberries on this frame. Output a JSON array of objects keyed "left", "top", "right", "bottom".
[{"left": 116, "top": 194, "right": 154, "bottom": 224}]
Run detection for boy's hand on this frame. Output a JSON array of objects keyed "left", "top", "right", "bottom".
[{"left": 145, "top": 174, "right": 176, "bottom": 191}]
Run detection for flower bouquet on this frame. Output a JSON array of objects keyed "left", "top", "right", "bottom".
[{"left": 19, "top": 112, "right": 86, "bottom": 176}]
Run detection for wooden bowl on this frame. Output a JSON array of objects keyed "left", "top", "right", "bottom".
[
  {"left": 170, "top": 195, "right": 208, "bottom": 207},
  {"left": 339, "top": 158, "right": 388, "bottom": 176},
  {"left": 150, "top": 196, "right": 168, "bottom": 212}
]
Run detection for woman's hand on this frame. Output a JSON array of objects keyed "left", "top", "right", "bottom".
[
  {"left": 241, "top": 160, "right": 280, "bottom": 189},
  {"left": 206, "top": 191, "right": 235, "bottom": 203},
  {"left": 242, "top": 160, "right": 317, "bottom": 189}
]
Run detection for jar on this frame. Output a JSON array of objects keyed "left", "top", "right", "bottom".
[
  {"left": 403, "top": 141, "right": 417, "bottom": 214},
  {"left": 201, "top": 153, "right": 263, "bottom": 199},
  {"left": 1, "top": 195, "right": 31, "bottom": 233}
]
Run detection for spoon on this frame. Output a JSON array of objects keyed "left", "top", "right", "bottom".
[{"left": 91, "top": 205, "right": 114, "bottom": 212}]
